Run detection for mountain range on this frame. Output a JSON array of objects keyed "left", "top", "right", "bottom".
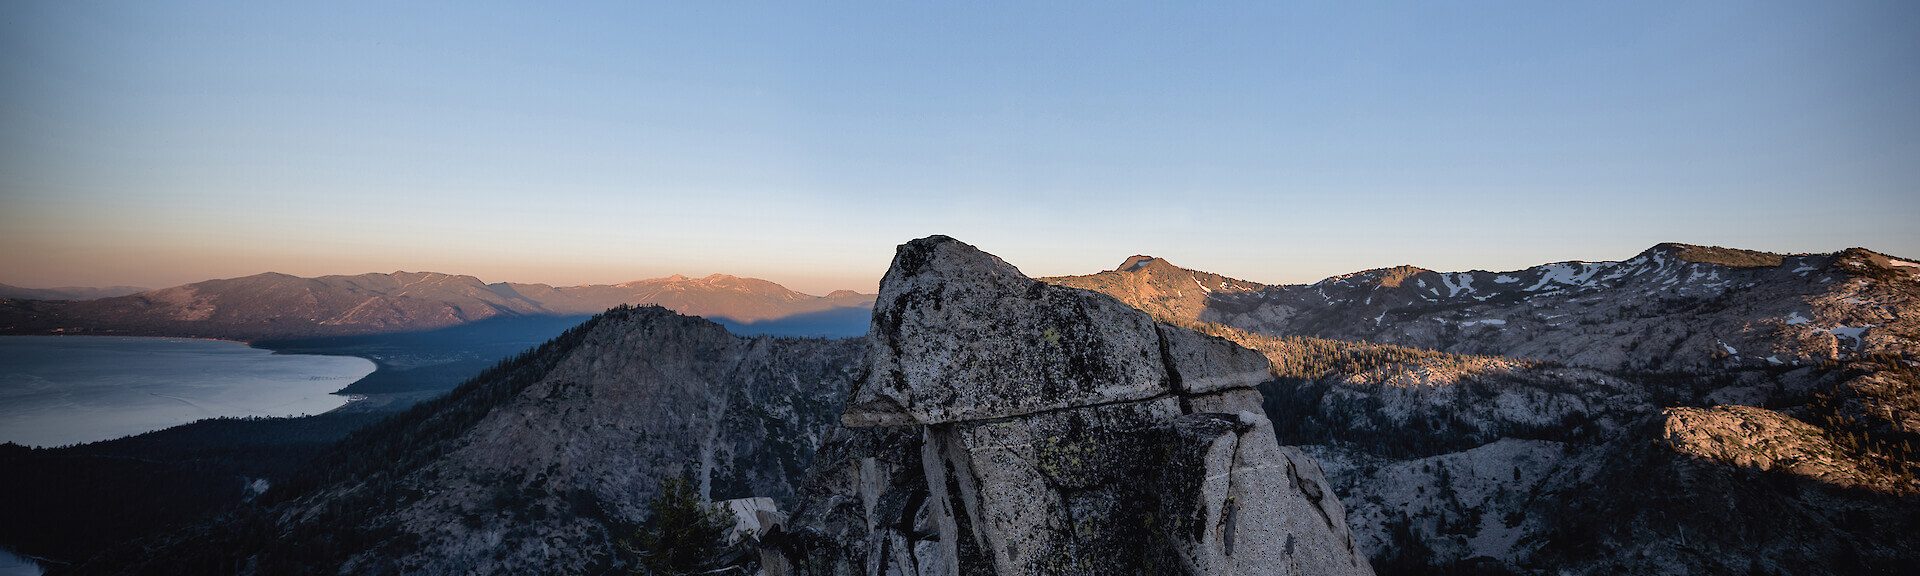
[
  {"left": 1044, "top": 243, "right": 1920, "bottom": 573},
  {"left": 0, "top": 271, "right": 875, "bottom": 341},
  {"left": 11, "top": 240, "right": 1918, "bottom": 575},
  {"left": 0, "top": 283, "right": 146, "bottom": 301},
  {"left": 1045, "top": 243, "right": 1917, "bottom": 373}
]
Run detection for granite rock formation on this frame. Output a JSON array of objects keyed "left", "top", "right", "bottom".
[{"left": 768, "top": 236, "right": 1373, "bottom": 576}]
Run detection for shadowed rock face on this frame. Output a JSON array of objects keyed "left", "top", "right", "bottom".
[{"left": 773, "top": 236, "right": 1373, "bottom": 576}]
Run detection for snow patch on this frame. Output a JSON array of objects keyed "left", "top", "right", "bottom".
[
  {"left": 1783, "top": 312, "right": 1810, "bottom": 325},
  {"left": 1720, "top": 343, "right": 1738, "bottom": 355},
  {"left": 1828, "top": 326, "right": 1874, "bottom": 340},
  {"left": 1459, "top": 319, "right": 1508, "bottom": 327},
  {"left": 1889, "top": 259, "right": 1920, "bottom": 269},
  {"left": 1494, "top": 275, "right": 1518, "bottom": 284},
  {"left": 1525, "top": 263, "right": 1586, "bottom": 291}
]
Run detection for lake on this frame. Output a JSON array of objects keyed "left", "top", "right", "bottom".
[
  {"left": 0, "top": 336, "right": 375, "bottom": 448},
  {"left": 0, "top": 548, "right": 40, "bottom": 576}
]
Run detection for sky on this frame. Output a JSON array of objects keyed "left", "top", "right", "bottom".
[{"left": 2, "top": 1, "right": 1915, "bottom": 296}]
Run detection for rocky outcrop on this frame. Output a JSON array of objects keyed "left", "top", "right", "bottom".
[
  {"left": 770, "top": 236, "right": 1372, "bottom": 576},
  {"left": 1662, "top": 405, "right": 1919, "bottom": 492}
]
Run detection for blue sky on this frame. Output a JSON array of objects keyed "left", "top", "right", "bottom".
[{"left": 3, "top": 1, "right": 1915, "bottom": 295}]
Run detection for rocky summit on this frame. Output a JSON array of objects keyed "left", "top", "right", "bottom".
[{"left": 766, "top": 236, "right": 1372, "bottom": 576}]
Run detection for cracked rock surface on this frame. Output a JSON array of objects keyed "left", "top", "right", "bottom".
[{"left": 771, "top": 236, "right": 1373, "bottom": 576}]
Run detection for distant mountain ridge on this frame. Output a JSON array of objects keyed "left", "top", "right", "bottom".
[
  {"left": 1045, "top": 242, "right": 1919, "bottom": 373},
  {"left": 0, "top": 283, "right": 147, "bottom": 301},
  {"left": 0, "top": 270, "right": 874, "bottom": 340}
]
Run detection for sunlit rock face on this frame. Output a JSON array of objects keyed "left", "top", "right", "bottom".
[{"left": 769, "top": 236, "right": 1373, "bottom": 576}]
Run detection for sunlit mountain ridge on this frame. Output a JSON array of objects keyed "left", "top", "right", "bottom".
[{"left": 0, "top": 270, "right": 875, "bottom": 341}]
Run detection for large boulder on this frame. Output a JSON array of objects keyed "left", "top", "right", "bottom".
[
  {"left": 845, "top": 236, "right": 1172, "bottom": 426},
  {"left": 771, "top": 236, "right": 1373, "bottom": 576}
]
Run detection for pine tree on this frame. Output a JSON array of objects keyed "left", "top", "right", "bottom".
[{"left": 626, "top": 475, "right": 738, "bottom": 576}]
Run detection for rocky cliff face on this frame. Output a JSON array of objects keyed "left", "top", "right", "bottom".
[{"left": 767, "top": 236, "right": 1373, "bottom": 576}]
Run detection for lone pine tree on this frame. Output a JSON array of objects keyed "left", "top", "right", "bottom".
[{"left": 627, "top": 475, "right": 738, "bottom": 576}]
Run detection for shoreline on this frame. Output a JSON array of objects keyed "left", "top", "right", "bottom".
[
  {"left": 0, "top": 336, "right": 380, "bottom": 447},
  {"left": 3, "top": 333, "right": 386, "bottom": 396}
]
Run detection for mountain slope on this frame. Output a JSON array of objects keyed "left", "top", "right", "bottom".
[
  {"left": 1047, "top": 246, "right": 1920, "bottom": 575},
  {"left": 1171, "top": 320, "right": 1920, "bottom": 575},
  {"left": 61, "top": 305, "right": 861, "bottom": 575},
  {"left": 0, "top": 271, "right": 874, "bottom": 340}
]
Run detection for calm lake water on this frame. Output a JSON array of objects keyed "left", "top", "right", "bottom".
[
  {"left": 0, "top": 336, "right": 375, "bottom": 448},
  {"left": 0, "top": 548, "right": 41, "bottom": 576}
]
